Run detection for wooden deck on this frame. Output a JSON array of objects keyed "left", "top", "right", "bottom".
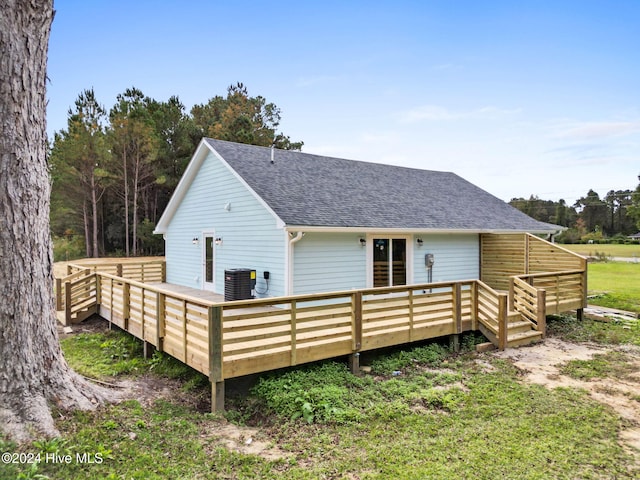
[{"left": 55, "top": 233, "right": 588, "bottom": 412}]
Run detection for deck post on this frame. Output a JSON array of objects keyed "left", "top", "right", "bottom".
[
  {"left": 576, "top": 257, "right": 587, "bottom": 321},
  {"left": 454, "top": 283, "right": 462, "bottom": 334},
  {"left": 537, "top": 288, "right": 547, "bottom": 338},
  {"left": 143, "top": 342, "right": 156, "bottom": 359},
  {"left": 498, "top": 293, "right": 508, "bottom": 350},
  {"left": 508, "top": 278, "right": 515, "bottom": 311},
  {"left": 471, "top": 281, "right": 478, "bottom": 331},
  {"left": 348, "top": 352, "right": 360, "bottom": 376},
  {"left": 95, "top": 273, "right": 102, "bottom": 306},
  {"left": 208, "top": 305, "right": 225, "bottom": 412},
  {"left": 290, "top": 300, "right": 297, "bottom": 366},
  {"left": 408, "top": 290, "right": 414, "bottom": 342},
  {"left": 116, "top": 263, "right": 123, "bottom": 278},
  {"left": 161, "top": 261, "right": 167, "bottom": 282},
  {"left": 352, "top": 292, "right": 363, "bottom": 351},
  {"left": 449, "top": 334, "right": 460, "bottom": 353},
  {"left": 64, "top": 281, "right": 71, "bottom": 326},
  {"left": 524, "top": 233, "right": 530, "bottom": 274},
  {"left": 122, "top": 282, "right": 130, "bottom": 331},
  {"left": 181, "top": 300, "right": 187, "bottom": 363},
  {"left": 55, "top": 277, "right": 62, "bottom": 311},
  {"left": 156, "top": 293, "right": 165, "bottom": 352},
  {"left": 141, "top": 288, "right": 146, "bottom": 340}
]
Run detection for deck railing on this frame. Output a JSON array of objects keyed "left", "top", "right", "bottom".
[
  {"left": 97, "top": 272, "right": 213, "bottom": 376},
  {"left": 66, "top": 259, "right": 166, "bottom": 283},
  {"left": 509, "top": 276, "right": 546, "bottom": 335},
  {"left": 515, "top": 269, "right": 585, "bottom": 315},
  {"left": 57, "top": 272, "right": 483, "bottom": 379},
  {"left": 475, "top": 280, "right": 508, "bottom": 349},
  {"left": 54, "top": 242, "right": 588, "bottom": 411},
  {"left": 55, "top": 268, "right": 98, "bottom": 325}
]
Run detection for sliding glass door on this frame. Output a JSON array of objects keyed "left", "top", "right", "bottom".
[{"left": 372, "top": 238, "right": 407, "bottom": 287}]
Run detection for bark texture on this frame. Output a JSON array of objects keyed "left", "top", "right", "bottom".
[{"left": 0, "top": 0, "right": 109, "bottom": 442}]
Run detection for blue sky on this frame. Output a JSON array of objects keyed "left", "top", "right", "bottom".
[{"left": 47, "top": 0, "right": 640, "bottom": 205}]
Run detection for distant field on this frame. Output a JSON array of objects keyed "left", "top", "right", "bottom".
[
  {"left": 562, "top": 244, "right": 640, "bottom": 259},
  {"left": 587, "top": 262, "right": 640, "bottom": 313}
]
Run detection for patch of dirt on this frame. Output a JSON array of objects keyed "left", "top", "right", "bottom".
[
  {"left": 203, "top": 423, "right": 290, "bottom": 461},
  {"left": 491, "top": 337, "right": 640, "bottom": 464}
]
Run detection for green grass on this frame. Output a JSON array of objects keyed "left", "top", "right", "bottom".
[
  {"left": 560, "top": 351, "right": 639, "bottom": 381},
  {"left": 547, "top": 314, "right": 640, "bottom": 346},
  {"left": 563, "top": 243, "right": 640, "bottom": 258},
  {"left": 587, "top": 262, "right": 640, "bottom": 313},
  {"left": 60, "top": 330, "right": 208, "bottom": 386},
  {"left": 60, "top": 331, "right": 148, "bottom": 378},
  {"left": 2, "top": 326, "right": 638, "bottom": 479}
]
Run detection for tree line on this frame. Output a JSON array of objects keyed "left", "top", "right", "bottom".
[
  {"left": 51, "top": 82, "right": 640, "bottom": 260},
  {"left": 509, "top": 183, "right": 640, "bottom": 243},
  {"left": 50, "top": 83, "right": 303, "bottom": 259}
]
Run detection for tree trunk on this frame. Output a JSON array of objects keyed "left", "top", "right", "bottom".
[
  {"left": 132, "top": 152, "right": 140, "bottom": 256},
  {"left": 123, "top": 148, "right": 130, "bottom": 257},
  {"left": 91, "top": 171, "right": 99, "bottom": 257},
  {"left": 0, "top": 0, "right": 109, "bottom": 442},
  {"left": 83, "top": 201, "right": 92, "bottom": 257}
]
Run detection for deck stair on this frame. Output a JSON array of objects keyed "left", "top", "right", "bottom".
[
  {"left": 55, "top": 269, "right": 98, "bottom": 326},
  {"left": 478, "top": 309, "right": 543, "bottom": 349}
]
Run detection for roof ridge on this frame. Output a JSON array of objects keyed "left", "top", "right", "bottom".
[{"left": 203, "top": 137, "right": 454, "bottom": 176}]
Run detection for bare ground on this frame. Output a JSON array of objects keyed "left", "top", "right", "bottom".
[{"left": 491, "top": 338, "right": 640, "bottom": 464}]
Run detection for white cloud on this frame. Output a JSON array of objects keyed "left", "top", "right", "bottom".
[
  {"left": 394, "top": 105, "right": 521, "bottom": 123},
  {"left": 552, "top": 121, "right": 640, "bottom": 140}
]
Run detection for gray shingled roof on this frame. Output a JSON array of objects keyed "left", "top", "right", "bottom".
[{"left": 205, "top": 138, "right": 558, "bottom": 232}]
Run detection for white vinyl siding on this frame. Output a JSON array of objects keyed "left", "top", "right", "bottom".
[
  {"left": 412, "top": 234, "right": 479, "bottom": 283},
  {"left": 292, "top": 232, "right": 367, "bottom": 295},
  {"left": 164, "top": 152, "right": 285, "bottom": 298},
  {"left": 291, "top": 232, "right": 479, "bottom": 296}
]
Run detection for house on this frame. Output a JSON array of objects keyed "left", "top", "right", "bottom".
[
  {"left": 154, "top": 138, "right": 560, "bottom": 299},
  {"left": 629, "top": 233, "right": 640, "bottom": 241}
]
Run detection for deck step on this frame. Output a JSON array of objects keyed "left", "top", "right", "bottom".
[
  {"left": 479, "top": 321, "right": 543, "bottom": 349},
  {"left": 507, "top": 330, "right": 543, "bottom": 348},
  {"left": 507, "top": 310, "right": 521, "bottom": 322},
  {"left": 507, "top": 320, "right": 535, "bottom": 335}
]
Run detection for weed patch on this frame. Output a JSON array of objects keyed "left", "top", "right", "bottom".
[
  {"left": 369, "top": 342, "right": 450, "bottom": 375},
  {"left": 547, "top": 314, "right": 640, "bottom": 346},
  {"left": 560, "top": 351, "right": 639, "bottom": 381}
]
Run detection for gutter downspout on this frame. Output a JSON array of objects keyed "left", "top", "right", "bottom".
[{"left": 286, "top": 231, "right": 304, "bottom": 296}]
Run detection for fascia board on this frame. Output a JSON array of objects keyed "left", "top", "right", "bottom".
[{"left": 283, "top": 226, "right": 560, "bottom": 235}]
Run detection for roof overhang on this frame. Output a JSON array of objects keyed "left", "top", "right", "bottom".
[{"left": 283, "top": 226, "right": 562, "bottom": 235}]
